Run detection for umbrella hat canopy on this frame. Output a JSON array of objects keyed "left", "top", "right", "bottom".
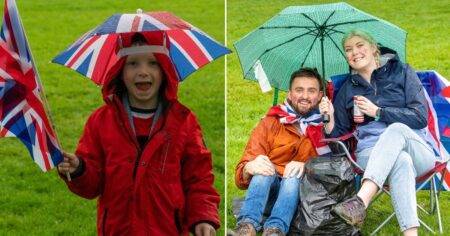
[
  {"left": 234, "top": 2, "right": 407, "bottom": 91},
  {"left": 53, "top": 10, "right": 230, "bottom": 85}
]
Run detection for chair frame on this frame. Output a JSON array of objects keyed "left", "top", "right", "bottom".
[{"left": 324, "top": 138, "right": 447, "bottom": 235}]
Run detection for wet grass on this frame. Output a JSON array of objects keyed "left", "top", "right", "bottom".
[
  {"left": 0, "top": 0, "right": 225, "bottom": 235},
  {"left": 226, "top": 0, "right": 450, "bottom": 235}
]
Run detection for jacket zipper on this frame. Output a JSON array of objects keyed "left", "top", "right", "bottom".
[
  {"left": 371, "top": 70, "right": 378, "bottom": 96},
  {"left": 116, "top": 117, "right": 142, "bottom": 180},
  {"left": 133, "top": 149, "right": 143, "bottom": 179},
  {"left": 132, "top": 131, "right": 160, "bottom": 179},
  {"left": 161, "top": 142, "right": 170, "bottom": 173},
  {"left": 373, "top": 80, "right": 377, "bottom": 96},
  {"left": 102, "top": 209, "right": 108, "bottom": 236},
  {"left": 174, "top": 209, "right": 182, "bottom": 233},
  {"left": 113, "top": 102, "right": 143, "bottom": 180},
  {"left": 113, "top": 100, "right": 167, "bottom": 180}
]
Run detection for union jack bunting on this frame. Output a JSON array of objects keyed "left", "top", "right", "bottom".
[
  {"left": 417, "top": 71, "right": 450, "bottom": 190},
  {"left": 53, "top": 11, "right": 230, "bottom": 85},
  {"left": 0, "top": 0, "right": 62, "bottom": 171}
]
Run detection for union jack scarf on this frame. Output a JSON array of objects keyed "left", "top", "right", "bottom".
[{"left": 267, "top": 99, "right": 331, "bottom": 155}]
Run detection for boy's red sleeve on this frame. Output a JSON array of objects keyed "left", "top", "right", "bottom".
[
  {"left": 181, "top": 113, "right": 220, "bottom": 231},
  {"left": 60, "top": 112, "right": 105, "bottom": 199}
]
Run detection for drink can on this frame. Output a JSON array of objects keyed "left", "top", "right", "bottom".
[{"left": 353, "top": 96, "right": 364, "bottom": 123}]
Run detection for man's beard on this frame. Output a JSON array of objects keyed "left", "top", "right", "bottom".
[{"left": 287, "top": 98, "right": 317, "bottom": 116}]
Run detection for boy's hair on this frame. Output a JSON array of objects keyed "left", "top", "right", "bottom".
[
  {"left": 289, "top": 67, "right": 323, "bottom": 91},
  {"left": 131, "top": 33, "right": 148, "bottom": 46}
]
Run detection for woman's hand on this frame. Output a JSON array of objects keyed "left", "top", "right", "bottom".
[{"left": 355, "top": 96, "right": 379, "bottom": 118}]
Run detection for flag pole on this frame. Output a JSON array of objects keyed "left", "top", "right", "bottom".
[{"left": 13, "top": 1, "right": 71, "bottom": 181}]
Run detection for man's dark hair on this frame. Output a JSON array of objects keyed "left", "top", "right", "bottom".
[{"left": 289, "top": 67, "right": 324, "bottom": 91}]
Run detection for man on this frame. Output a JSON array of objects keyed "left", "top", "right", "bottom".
[{"left": 234, "top": 68, "right": 327, "bottom": 236}]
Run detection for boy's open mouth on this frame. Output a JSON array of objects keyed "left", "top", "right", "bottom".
[{"left": 135, "top": 81, "right": 152, "bottom": 91}]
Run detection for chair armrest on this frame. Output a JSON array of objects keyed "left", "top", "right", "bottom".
[{"left": 321, "top": 132, "right": 354, "bottom": 143}]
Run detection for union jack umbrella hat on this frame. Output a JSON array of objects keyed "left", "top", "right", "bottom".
[{"left": 52, "top": 9, "right": 230, "bottom": 85}]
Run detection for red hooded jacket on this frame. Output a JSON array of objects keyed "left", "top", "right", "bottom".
[{"left": 61, "top": 32, "right": 220, "bottom": 235}]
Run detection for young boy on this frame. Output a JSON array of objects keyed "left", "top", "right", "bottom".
[{"left": 58, "top": 33, "right": 219, "bottom": 236}]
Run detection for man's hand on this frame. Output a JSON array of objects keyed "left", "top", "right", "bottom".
[
  {"left": 319, "top": 96, "right": 335, "bottom": 134},
  {"left": 355, "top": 95, "right": 379, "bottom": 118},
  {"left": 244, "top": 155, "right": 275, "bottom": 178},
  {"left": 283, "top": 161, "right": 305, "bottom": 178},
  {"left": 57, "top": 152, "right": 80, "bottom": 175},
  {"left": 319, "top": 96, "right": 334, "bottom": 118},
  {"left": 194, "top": 223, "right": 216, "bottom": 236}
]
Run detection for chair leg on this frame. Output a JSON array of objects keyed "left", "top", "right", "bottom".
[
  {"left": 418, "top": 218, "right": 436, "bottom": 234},
  {"left": 417, "top": 203, "right": 430, "bottom": 215},
  {"left": 370, "top": 213, "right": 396, "bottom": 236},
  {"left": 432, "top": 176, "right": 443, "bottom": 234},
  {"left": 430, "top": 177, "right": 436, "bottom": 213}
]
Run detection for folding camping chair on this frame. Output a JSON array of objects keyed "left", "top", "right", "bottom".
[{"left": 319, "top": 70, "right": 450, "bottom": 235}]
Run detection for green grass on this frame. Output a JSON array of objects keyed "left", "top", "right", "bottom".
[
  {"left": 0, "top": 0, "right": 225, "bottom": 235},
  {"left": 226, "top": 0, "right": 450, "bottom": 235}
]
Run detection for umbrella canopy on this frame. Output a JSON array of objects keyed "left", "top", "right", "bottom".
[
  {"left": 53, "top": 10, "right": 230, "bottom": 85},
  {"left": 234, "top": 2, "right": 407, "bottom": 91}
]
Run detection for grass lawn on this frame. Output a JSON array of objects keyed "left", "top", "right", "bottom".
[
  {"left": 226, "top": 0, "right": 450, "bottom": 235},
  {"left": 0, "top": 0, "right": 225, "bottom": 235}
]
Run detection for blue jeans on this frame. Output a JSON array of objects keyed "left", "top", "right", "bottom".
[
  {"left": 356, "top": 123, "right": 437, "bottom": 232},
  {"left": 237, "top": 175, "right": 300, "bottom": 233}
]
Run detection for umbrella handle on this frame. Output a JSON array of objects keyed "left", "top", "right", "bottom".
[{"left": 323, "top": 114, "right": 330, "bottom": 123}]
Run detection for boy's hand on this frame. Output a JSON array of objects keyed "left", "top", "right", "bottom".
[
  {"left": 194, "top": 223, "right": 216, "bottom": 236},
  {"left": 244, "top": 155, "right": 275, "bottom": 178},
  {"left": 283, "top": 161, "right": 305, "bottom": 178},
  {"left": 57, "top": 152, "right": 80, "bottom": 175}
]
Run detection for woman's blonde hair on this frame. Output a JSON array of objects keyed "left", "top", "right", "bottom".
[{"left": 342, "top": 30, "right": 380, "bottom": 64}]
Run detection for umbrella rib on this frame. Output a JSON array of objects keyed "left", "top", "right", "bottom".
[
  {"left": 301, "top": 13, "right": 320, "bottom": 27},
  {"left": 327, "top": 18, "right": 378, "bottom": 27},
  {"left": 324, "top": 30, "right": 347, "bottom": 61},
  {"left": 300, "top": 34, "right": 320, "bottom": 67},
  {"left": 324, "top": 25, "right": 346, "bottom": 35},
  {"left": 260, "top": 26, "right": 316, "bottom": 30},
  {"left": 263, "top": 28, "right": 317, "bottom": 55},
  {"left": 322, "top": 11, "right": 336, "bottom": 27}
]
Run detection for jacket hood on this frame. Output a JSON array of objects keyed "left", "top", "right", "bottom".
[
  {"left": 378, "top": 46, "right": 399, "bottom": 67},
  {"left": 101, "top": 32, "right": 179, "bottom": 103}
]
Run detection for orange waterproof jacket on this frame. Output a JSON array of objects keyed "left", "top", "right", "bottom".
[{"left": 235, "top": 116, "right": 317, "bottom": 189}]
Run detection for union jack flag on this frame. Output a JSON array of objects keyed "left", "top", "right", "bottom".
[
  {"left": 417, "top": 71, "right": 450, "bottom": 190},
  {"left": 53, "top": 11, "right": 230, "bottom": 85},
  {"left": 0, "top": 0, "right": 62, "bottom": 171}
]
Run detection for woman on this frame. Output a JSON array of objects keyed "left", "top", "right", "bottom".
[{"left": 319, "top": 30, "right": 438, "bottom": 236}]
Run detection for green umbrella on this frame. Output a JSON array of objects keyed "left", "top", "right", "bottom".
[{"left": 234, "top": 2, "right": 407, "bottom": 101}]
